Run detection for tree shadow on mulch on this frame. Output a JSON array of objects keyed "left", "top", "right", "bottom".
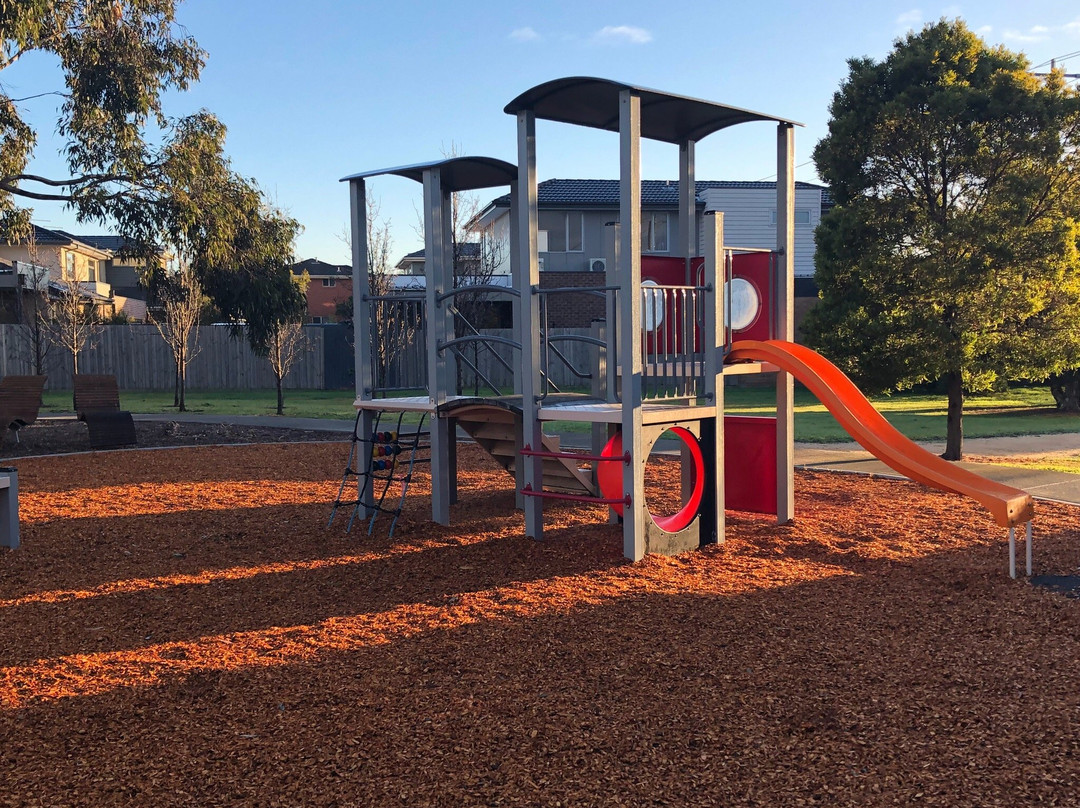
[{"left": 2, "top": 443, "right": 1079, "bottom": 806}]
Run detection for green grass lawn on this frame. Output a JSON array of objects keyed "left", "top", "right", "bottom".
[
  {"left": 40, "top": 384, "right": 1080, "bottom": 443},
  {"left": 42, "top": 389, "right": 363, "bottom": 421}
]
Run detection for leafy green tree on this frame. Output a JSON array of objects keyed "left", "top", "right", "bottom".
[
  {"left": 0, "top": 3, "right": 303, "bottom": 348},
  {"left": 806, "top": 19, "right": 1080, "bottom": 460},
  {"left": 155, "top": 112, "right": 306, "bottom": 352},
  {"left": 0, "top": 1, "right": 203, "bottom": 241}
]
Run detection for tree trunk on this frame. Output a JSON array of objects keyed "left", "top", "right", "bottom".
[
  {"left": 1049, "top": 370, "right": 1080, "bottom": 413},
  {"left": 276, "top": 376, "right": 284, "bottom": 415},
  {"left": 943, "top": 371, "right": 963, "bottom": 461},
  {"left": 177, "top": 344, "right": 186, "bottom": 412},
  {"left": 178, "top": 363, "right": 187, "bottom": 413}
]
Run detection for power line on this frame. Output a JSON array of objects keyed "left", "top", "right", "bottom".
[
  {"left": 1032, "top": 50, "right": 1080, "bottom": 70},
  {"left": 754, "top": 160, "right": 814, "bottom": 183}
]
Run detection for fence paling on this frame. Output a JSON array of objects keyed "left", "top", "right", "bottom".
[
  {"left": 0, "top": 322, "right": 610, "bottom": 392},
  {"left": 0, "top": 324, "right": 329, "bottom": 391}
]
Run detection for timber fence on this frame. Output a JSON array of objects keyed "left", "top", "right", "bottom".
[{"left": 0, "top": 324, "right": 599, "bottom": 392}]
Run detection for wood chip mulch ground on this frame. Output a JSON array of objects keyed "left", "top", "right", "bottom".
[{"left": 1, "top": 439, "right": 1079, "bottom": 807}]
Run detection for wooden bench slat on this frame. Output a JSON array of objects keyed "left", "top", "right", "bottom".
[{"left": 74, "top": 374, "right": 137, "bottom": 449}]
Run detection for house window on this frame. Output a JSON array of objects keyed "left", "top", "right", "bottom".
[
  {"left": 642, "top": 212, "right": 669, "bottom": 252},
  {"left": 771, "top": 209, "right": 812, "bottom": 225},
  {"left": 65, "top": 252, "right": 75, "bottom": 280},
  {"left": 87, "top": 258, "right": 98, "bottom": 283},
  {"left": 310, "top": 316, "right": 324, "bottom": 324},
  {"left": 538, "top": 211, "right": 583, "bottom": 252},
  {"left": 322, "top": 278, "right": 336, "bottom": 287}
]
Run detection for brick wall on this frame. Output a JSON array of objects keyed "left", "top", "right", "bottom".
[{"left": 539, "top": 271, "right": 608, "bottom": 328}]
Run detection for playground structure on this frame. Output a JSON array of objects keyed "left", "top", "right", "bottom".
[{"left": 340, "top": 76, "right": 1036, "bottom": 576}]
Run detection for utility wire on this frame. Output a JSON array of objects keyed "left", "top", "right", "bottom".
[
  {"left": 1032, "top": 50, "right": 1080, "bottom": 70},
  {"left": 754, "top": 160, "right": 814, "bottom": 183}
]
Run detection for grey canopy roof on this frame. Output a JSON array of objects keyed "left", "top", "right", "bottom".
[
  {"left": 340, "top": 156, "right": 517, "bottom": 192},
  {"left": 504, "top": 77, "right": 801, "bottom": 144}
]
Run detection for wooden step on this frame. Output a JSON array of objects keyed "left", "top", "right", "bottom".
[{"left": 455, "top": 408, "right": 596, "bottom": 496}]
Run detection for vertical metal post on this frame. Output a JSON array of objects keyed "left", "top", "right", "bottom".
[
  {"left": 1026, "top": 521, "right": 1033, "bottom": 577},
  {"left": 1008, "top": 527, "right": 1016, "bottom": 579},
  {"left": 510, "top": 184, "right": 522, "bottom": 397},
  {"left": 775, "top": 123, "right": 796, "bottom": 524},
  {"left": 509, "top": 183, "right": 525, "bottom": 507},
  {"left": 606, "top": 222, "right": 620, "bottom": 402},
  {"left": 703, "top": 212, "right": 725, "bottom": 546},
  {"left": 517, "top": 110, "right": 544, "bottom": 540},
  {"left": 678, "top": 141, "right": 697, "bottom": 500},
  {"left": 0, "top": 469, "right": 18, "bottom": 550},
  {"left": 619, "top": 90, "right": 645, "bottom": 562},
  {"left": 349, "top": 178, "right": 375, "bottom": 517},
  {"left": 424, "top": 168, "right": 453, "bottom": 525},
  {"left": 679, "top": 139, "right": 697, "bottom": 284}
]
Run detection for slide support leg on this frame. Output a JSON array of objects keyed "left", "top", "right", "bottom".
[
  {"left": 1026, "top": 521, "right": 1033, "bottom": 578},
  {"left": 1008, "top": 527, "right": 1016, "bottom": 580}
]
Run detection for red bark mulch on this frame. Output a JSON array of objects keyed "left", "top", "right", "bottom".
[{"left": 0, "top": 440, "right": 1078, "bottom": 806}]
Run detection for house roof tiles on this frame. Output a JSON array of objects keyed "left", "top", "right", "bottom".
[
  {"left": 487, "top": 178, "right": 827, "bottom": 209},
  {"left": 292, "top": 258, "right": 351, "bottom": 278}
]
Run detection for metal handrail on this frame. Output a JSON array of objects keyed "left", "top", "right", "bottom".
[
  {"left": 440, "top": 334, "right": 521, "bottom": 353},
  {"left": 436, "top": 284, "right": 521, "bottom": 304},
  {"left": 447, "top": 345, "right": 502, "bottom": 397},
  {"left": 537, "top": 284, "right": 622, "bottom": 295},
  {"left": 445, "top": 303, "right": 519, "bottom": 386}
]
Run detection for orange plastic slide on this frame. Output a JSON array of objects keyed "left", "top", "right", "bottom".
[{"left": 725, "top": 340, "right": 1034, "bottom": 527}]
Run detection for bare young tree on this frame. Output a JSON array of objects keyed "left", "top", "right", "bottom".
[
  {"left": 18, "top": 265, "right": 52, "bottom": 376},
  {"left": 409, "top": 144, "right": 511, "bottom": 393},
  {"left": 151, "top": 266, "right": 203, "bottom": 412},
  {"left": 412, "top": 143, "right": 507, "bottom": 328},
  {"left": 344, "top": 197, "right": 421, "bottom": 391},
  {"left": 266, "top": 318, "right": 308, "bottom": 415},
  {"left": 46, "top": 276, "right": 103, "bottom": 399},
  {"left": 11, "top": 233, "right": 54, "bottom": 375}
]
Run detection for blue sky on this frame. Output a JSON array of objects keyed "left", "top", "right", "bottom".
[{"left": 8, "top": 0, "right": 1080, "bottom": 266}]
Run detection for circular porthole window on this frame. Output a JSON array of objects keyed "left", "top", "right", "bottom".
[
  {"left": 724, "top": 277, "right": 761, "bottom": 332},
  {"left": 641, "top": 280, "right": 664, "bottom": 332}
]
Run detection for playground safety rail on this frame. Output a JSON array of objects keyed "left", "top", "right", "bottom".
[{"left": 365, "top": 293, "right": 427, "bottom": 395}]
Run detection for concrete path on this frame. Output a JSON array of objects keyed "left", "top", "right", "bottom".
[{"left": 795, "top": 445, "right": 1080, "bottom": 507}]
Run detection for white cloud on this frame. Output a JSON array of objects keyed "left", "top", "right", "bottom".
[
  {"left": 592, "top": 25, "right": 653, "bottom": 45},
  {"left": 509, "top": 26, "right": 540, "bottom": 42},
  {"left": 974, "top": 25, "right": 993, "bottom": 36},
  {"left": 1003, "top": 26, "right": 1051, "bottom": 44},
  {"left": 896, "top": 9, "right": 923, "bottom": 28}
]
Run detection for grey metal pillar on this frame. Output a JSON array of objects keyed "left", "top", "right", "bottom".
[
  {"left": 775, "top": 123, "right": 796, "bottom": 523},
  {"left": 0, "top": 468, "right": 18, "bottom": 550},
  {"left": 349, "top": 178, "right": 375, "bottom": 517},
  {"left": 619, "top": 90, "right": 645, "bottom": 562},
  {"left": 509, "top": 184, "right": 525, "bottom": 507},
  {"left": 424, "top": 168, "right": 455, "bottom": 525},
  {"left": 605, "top": 222, "right": 620, "bottom": 403},
  {"left": 703, "top": 213, "right": 725, "bottom": 546},
  {"left": 679, "top": 139, "right": 697, "bottom": 283},
  {"left": 517, "top": 110, "right": 544, "bottom": 540},
  {"left": 678, "top": 139, "right": 698, "bottom": 502}
]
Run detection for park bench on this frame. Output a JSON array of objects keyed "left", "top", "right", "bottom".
[
  {"left": 0, "top": 467, "right": 18, "bottom": 549},
  {"left": 73, "top": 374, "right": 137, "bottom": 450},
  {"left": 0, "top": 375, "right": 47, "bottom": 443}
]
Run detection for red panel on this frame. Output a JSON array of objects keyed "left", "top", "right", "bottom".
[
  {"left": 724, "top": 415, "right": 777, "bottom": 515},
  {"left": 598, "top": 428, "right": 705, "bottom": 532},
  {"left": 728, "top": 252, "right": 773, "bottom": 342},
  {"left": 641, "top": 256, "right": 704, "bottom": 354}
]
